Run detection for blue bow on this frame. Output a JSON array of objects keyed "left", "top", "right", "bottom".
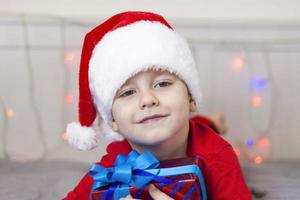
[{"left": 89, "top": 150, "right": 173, "bottom": 200}]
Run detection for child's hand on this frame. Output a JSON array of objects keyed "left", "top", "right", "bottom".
[{"left": 120, "top": 184, "right": 174, "bottom": 200}]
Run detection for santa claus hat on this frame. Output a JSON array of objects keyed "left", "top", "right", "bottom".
[{"left": 66, "top": 11, "right": 202, "bottom": 150}]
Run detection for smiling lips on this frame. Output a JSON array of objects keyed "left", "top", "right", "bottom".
[{"left": 138, "top": 114, "right": 168, "bottom": 123}]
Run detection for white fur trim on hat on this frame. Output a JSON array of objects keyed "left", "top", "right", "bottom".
[{"left": 89, "top": 20, "right": 202, "bottom": 133}]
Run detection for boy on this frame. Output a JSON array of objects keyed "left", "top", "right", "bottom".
[{"left": 64, "top": 11, "right": 251, "bottom": 199}]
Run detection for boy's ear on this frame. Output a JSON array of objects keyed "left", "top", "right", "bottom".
[
  {"left": 112, "top": 121, "right": 119, "bottom": 132},
  {"left": 189, "top": 96, "right": 196, "bottom": 112}
]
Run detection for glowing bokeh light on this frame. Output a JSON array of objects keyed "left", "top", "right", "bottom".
[
  {"left": 251, "top": 95, "right": 262, "bottom": 107},
  {"left": 62, "top": 132, "right": 68, "bottom": 141},
  {"left": 65, "top": 93, "right": 74, "bottom": 104},
  {"left": 254, "top": 156, "right": 263, "bottom": 165},
  {"left": 64, "top": 52, "right": 75, "bottom": 62},
  {"left": 231, "top": 57, "right": 245, "bottom": 71},
  {"left": 251, "top": 78, "right": 267, "bottom": 92},
  {"left": 5, "top": 107, "right": 14, "bottom": 118},
  {"left": 258, "top": 137, "right": 270, "bottom": 148},
  {"left": 247, "top": 139, "right": 254, "bottom": 147}
]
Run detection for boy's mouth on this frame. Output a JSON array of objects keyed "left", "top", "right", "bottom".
[{"left": 138, "top": 114, "right": 169, "bottom": 123}]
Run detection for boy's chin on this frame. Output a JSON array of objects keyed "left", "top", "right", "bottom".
[{"left": 128, "top": 136, "right": 169, "bottom": 148}]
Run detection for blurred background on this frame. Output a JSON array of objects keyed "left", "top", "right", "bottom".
[{"left": 0, "top": 0, "right": 300, "bottom": 199}]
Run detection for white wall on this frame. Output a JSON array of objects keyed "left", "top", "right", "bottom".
[
  {"left": 1, "top": 0, "right": 300, "bottom": 22},
  {"left": 0, "top": 1, "right": 300, "bottom": 164}
]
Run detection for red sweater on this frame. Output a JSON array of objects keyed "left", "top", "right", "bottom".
[{"left": 64, "top": 118, "right": 252, "bottom": 200}]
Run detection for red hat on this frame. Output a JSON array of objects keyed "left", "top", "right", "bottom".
[{"left": 66, "top": 11, "right": 202, "bottom": 150}]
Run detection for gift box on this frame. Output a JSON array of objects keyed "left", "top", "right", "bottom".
[{"left": 89, "top": 150, "right": 207, "bottom": 200}]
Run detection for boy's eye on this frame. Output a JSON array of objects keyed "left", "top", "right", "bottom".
[
  {"left": 155, "top": 81, "right": 172, "bottom": 88},
  {"left": 119, "top": 90, "right": 135, "bottom": 97}
]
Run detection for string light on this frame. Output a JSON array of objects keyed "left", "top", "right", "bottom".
[
  {"left": 251, "top": 78, "right": 268, "bottom": 92},
  {"left": 64, "top": 93, "right": 74, "bottom": 104},
  {"left": 258, "top": 137, "right": 270, "bottom": 148},
  {"left": 254, "top": 156, "right": 263, "bottom": 165},
  {"left": 64, "top": 51, "right": 76, "bottom": 66},
  {"left": 62, "top": 132, "right": 68, "bottom": 141},
  {"left": 247, "top": 139, "right": 254, "bottom": 147},
  {"left": 231, "top": 57, "right": 245, "bottom": 71},
  {"left": 5, "top": 107, "right": 14, "bottom": 118},
  {"left": 251, "top": 95, "right": 262, "bottom": 107}
]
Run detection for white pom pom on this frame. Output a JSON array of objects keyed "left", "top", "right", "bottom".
[{"left": 66, "top": 122, "right": 100, "bottom": 151}]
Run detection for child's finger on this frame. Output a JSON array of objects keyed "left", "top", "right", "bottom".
[{"left": 148, "top": 184, "right": 174, "bottom": 200}]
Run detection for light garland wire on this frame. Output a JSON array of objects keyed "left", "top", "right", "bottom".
[
  {"left": 207, "top": 42, "right": 247, "bottom": 144},
  {"left": 245, "top": 44, "right": 278, "bottom": 137},
  {"left": 207, "top": 41, "right": 248, "bottom": 112},
  {"left": 0, "top": 97, "right": 9, "bottom": 159},
  {"left": 21, "top": 15, "right": 47, "bottom": 160},
  {"left": 208, "top": 41, "right": 232, "bottom": 111},
  {"left": 242, "top": 45, "right": 274, "bottom": 162},
  {"left": 45, "top": 19, "right": 70, "bottom": 156}
]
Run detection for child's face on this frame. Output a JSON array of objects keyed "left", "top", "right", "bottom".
[{"left": 111, "top": 69, "right": 196, "bottom": 147}]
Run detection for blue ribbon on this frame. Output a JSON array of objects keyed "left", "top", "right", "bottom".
[{"left": 89, "top": 150, "right": 207, "bottom": 200}]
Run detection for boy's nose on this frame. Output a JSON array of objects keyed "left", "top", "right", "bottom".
[{"left": 139, "top": 91, "right": 159, "bottom": 109}]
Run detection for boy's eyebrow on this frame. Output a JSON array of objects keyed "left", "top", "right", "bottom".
[
  {"left": 117, "top": 72, "right": 176, "bottom": 91},
  {"left": 116, "top": 82, "right": 136, "bottom": 96},
  {"left": 155, "top": 73, "right": 177, "bottom": 79},
  {"left": 118, "top": 78, "right": 135, "bottom": 89},
  {"left": 117, "top": 84, "right": 132, "bottom": 94}
]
